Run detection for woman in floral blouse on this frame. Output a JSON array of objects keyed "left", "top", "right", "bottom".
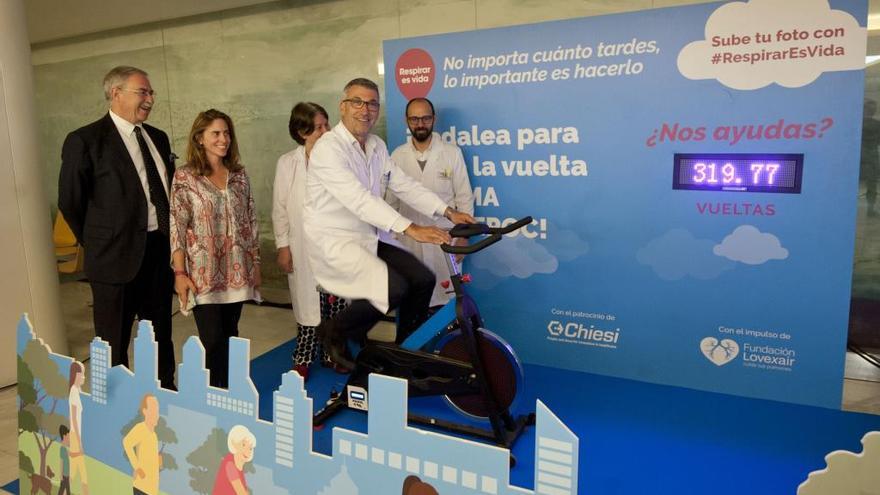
[{"left": 170, "top": 109, "right": 261, "bottom": 388}]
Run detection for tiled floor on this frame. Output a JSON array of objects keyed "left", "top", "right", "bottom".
[{"left": 2, "top": 278, "right": 879, "bottom": 492}]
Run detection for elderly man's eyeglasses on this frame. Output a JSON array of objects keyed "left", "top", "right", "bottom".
[
  {"left": 343, "top": 98, "right": 380, "bottom": 111},
  {"left": 119, "top": 88, "right": 156, "bottom": 98},
  {"left": 407, "top": 115, "right": 434, "bottom": 125}
]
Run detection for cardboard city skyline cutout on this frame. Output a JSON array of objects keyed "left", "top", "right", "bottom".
[
  {"left": 797, "top": 431, "right": 880, "bottom": 494},
  {"left": 17, "top": 315, "right": 579, "bottom": 494}
]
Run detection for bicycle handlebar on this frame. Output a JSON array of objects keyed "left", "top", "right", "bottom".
[
  {"left": 448, "top": 223, "right": 491, "bottom": 238},
  {"left": 441, "top": 216, "right": 533, "bottom": 254},
  {"left": 493, "top": 216, "right": 533, "bottom": 235}
]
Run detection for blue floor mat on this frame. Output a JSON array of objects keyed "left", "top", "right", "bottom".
[
  {"left": 249, "top": 337, "right": 880, "bottom": 493},
  {"left": 1, "top": 479, "right": 17, "bottom": 494}
]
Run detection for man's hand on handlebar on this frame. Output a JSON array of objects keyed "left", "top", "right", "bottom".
[
  {"left": 405, "top": 224, "right": 452, "bottom": 245},
  {"left": 444, "top": 207, "right": 476, "bottom": 225},
  {"left": 440, "top": 216, "right": 533, "bottom": 255}
]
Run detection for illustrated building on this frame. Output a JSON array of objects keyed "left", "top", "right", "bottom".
[{"left": 17, "top": 317, "right": 579, "bottom": 494}]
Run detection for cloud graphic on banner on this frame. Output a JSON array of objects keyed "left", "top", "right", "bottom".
[
  {"left": 544, "top": 225, "right": 590, "bottom": 262},
  {"left": 713, "top": 224, "right": 788, "bottom": 265},
  {"left": 637, "top": 228, "right": 734, "bottom": 280},
  {"left": 471, "top": 235, "right": 558, "bottom": 279},
  {"left": 470, "top": 271, "right": 503, "bottom": 291},
  {"left": 677, "top": 0, "right": 866, "bottom": 90}
]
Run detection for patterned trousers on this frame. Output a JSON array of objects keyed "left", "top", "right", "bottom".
[
  {"left": 292, "top": 324, "right": 329, "bottom": 366},
  {"left": 292, "top": 291, "right": 350, "bottom": 366}
]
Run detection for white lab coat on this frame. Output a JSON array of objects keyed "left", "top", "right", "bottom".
[
  {"left": 390, "top": 133, "right": 474, "bottom": 306},
  {"left": 304, "top": 122, "right": 448, "bottom": 313},
  {"left": 272, "top": 147, "right": 320, "bottom": 326}
]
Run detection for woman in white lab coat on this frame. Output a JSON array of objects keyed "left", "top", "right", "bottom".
[{"left": 271, "top": 102, "right": 332, "bottom": 380}]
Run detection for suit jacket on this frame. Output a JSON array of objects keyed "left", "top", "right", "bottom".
[{"left": 58, "top": 113, "right": 175, "bottom": 284}]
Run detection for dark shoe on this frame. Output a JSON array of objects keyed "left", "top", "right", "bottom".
[
  {"left": 321, "top": 360, "right": 351, "bottom": 374},
  {"left": 318, "top": 320, "right": 355, "bottom": 370},
  {"left": 322, "top": 345, "right": 353, "bottom": 374}
]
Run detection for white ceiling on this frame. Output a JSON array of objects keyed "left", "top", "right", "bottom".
[{"left": 24, "top": 0, "right": 880, "bottom": 46}]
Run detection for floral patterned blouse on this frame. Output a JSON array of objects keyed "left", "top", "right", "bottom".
[{"left": 170, "top": 165, "right": 261, "bottom": 305}]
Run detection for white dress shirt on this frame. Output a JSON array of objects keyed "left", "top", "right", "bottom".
[{"left": 109, "top": 110, "right": 169, "bottom": 232}]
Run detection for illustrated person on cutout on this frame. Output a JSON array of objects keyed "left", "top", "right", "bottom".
[
  {"left": 402, "top": 475, "right": 439, "bottom": 495},
  {"left": 67, "top": 362, "right": 89, "bottom": 495},
  {"left": 122, "top": 394, "right": 163, "bottom": 495},
  {"left": 58, "top": 424, "right": 71, "bottom": 495},
  {"left": 211, "top": 425, "right": 256, "bottom": 495}
]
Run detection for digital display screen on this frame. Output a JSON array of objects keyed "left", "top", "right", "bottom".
[
  {"left": 350, "top": 391, "right": 365, "bottom": 400},
  {"left": 673, "top": 153, "right": 803, "bottom": 193}
]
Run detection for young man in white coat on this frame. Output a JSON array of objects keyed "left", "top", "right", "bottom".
[
  {"left": 304, "top": 78, "right": 475, "bottom": 369},
  {"left": 389, "top": 98, "right": 475, "bottom": 307}
]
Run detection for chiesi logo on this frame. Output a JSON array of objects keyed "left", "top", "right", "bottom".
[
  {"left": 700, "top": 337, "right": 740, "bottom": 366},
  {"left": 547, "top": 320, "right": 620, "bottom": 348}
]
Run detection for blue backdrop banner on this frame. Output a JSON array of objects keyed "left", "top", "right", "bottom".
[{"left": 383, "top": 0, "right": 868, "bottom": 409}]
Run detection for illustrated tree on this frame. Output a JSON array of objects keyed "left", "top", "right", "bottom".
[
  {"left": 18, "top": 341, "right": 69, "bottom": 477},
  {"left": 186, "top": 427, "right": 227, "bottom": 494},
  {"left": 19, "top": 451, "right": 35, "bottom": 475},
  {"left": 186, "top": 427, "right": 255, "bottom": 494},
  {"left": 120, "top": 411, "right": 179, "bottom": 471},
  {"left": 18, "top": 356, "right": 37, "bottom": 436}
]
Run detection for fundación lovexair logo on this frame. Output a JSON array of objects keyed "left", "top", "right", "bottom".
[
  {"left": 700, "top": 337, "right": 740, "bottom": 366},
  {"left": 546, "top": 320, "right": 620, "bottom": 349},
  {"left": 700, "top": 334, "right": 798, "bottom": 371}
]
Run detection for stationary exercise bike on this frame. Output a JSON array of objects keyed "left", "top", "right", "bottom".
[{"left": 313, "top": 217, "right": 536, "bottom": 451}]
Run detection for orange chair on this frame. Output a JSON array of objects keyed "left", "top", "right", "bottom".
[{"left": 53, "top": 212, "right": 84, "bottom": 273}]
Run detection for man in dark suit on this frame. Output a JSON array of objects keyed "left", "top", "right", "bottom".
[{"left": 58, "top": 66, "right": 176, "bottom": 389}]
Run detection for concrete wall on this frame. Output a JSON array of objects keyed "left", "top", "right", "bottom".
[{"left": 30, "top": 0, "right": 716, "bottom": 288}]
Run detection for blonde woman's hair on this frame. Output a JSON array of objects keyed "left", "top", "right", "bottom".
[{"left": 227, "top": 425, "right": 256, "bottom": 453}]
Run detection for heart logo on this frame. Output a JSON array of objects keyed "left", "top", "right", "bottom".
[{"left": 700, "top": 337, "right": 740, "bottom": 366}]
